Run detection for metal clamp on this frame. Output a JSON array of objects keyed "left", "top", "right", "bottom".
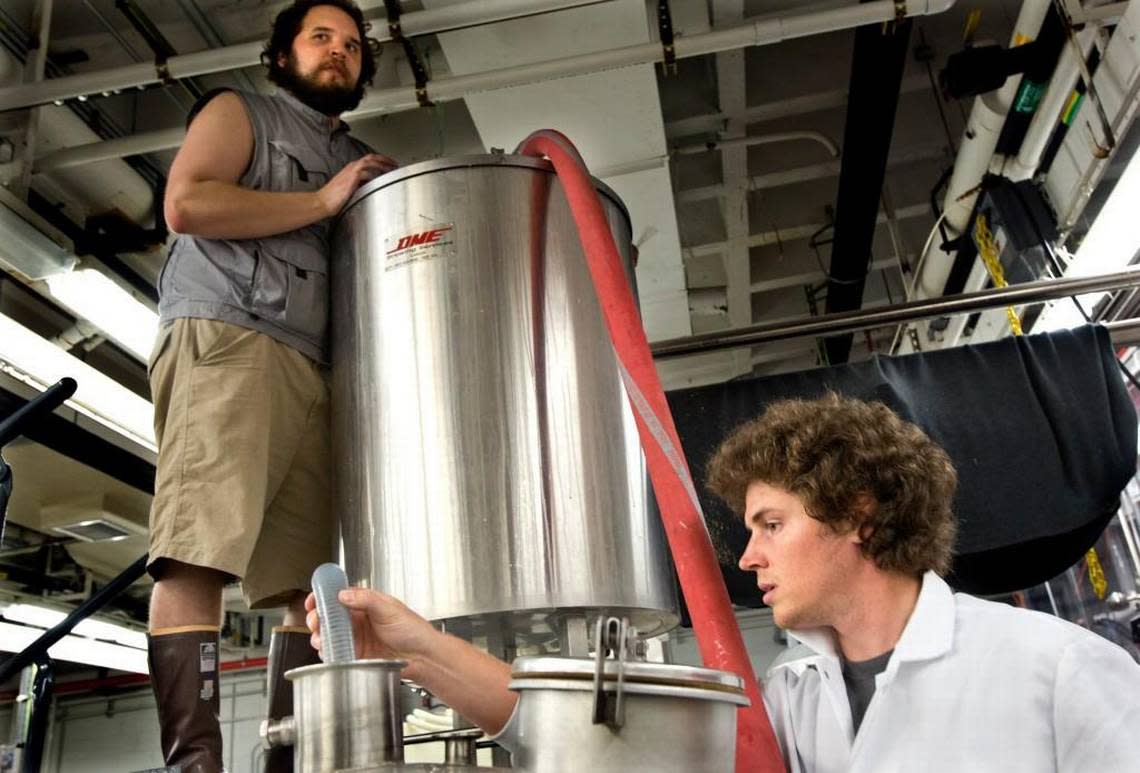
[{"left": 591, "top": 616, "right": 638, "bottom": 729}]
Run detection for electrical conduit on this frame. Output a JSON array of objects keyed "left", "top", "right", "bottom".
[{"left": 515, "top": 129, "right": 784, "bottom": 773}]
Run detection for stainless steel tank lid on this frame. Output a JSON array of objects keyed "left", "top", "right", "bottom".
[
  {"left": 509, "top": 656, "right": 746, "bottom": 697},
  {"left": 285, "top": 658, "right": 406, "bottom": 680},
  {"left": 337, "top": 153, "right": 631, "bottom": 227}
]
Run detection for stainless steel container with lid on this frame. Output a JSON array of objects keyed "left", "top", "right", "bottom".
[
  {"left": 287, "top": 660, "right": 406, "bottom": 772},
  {"left": 503, "top": 655, "right": 749, "bottom": 772},
  {"left": 330, "top": 155, "right": 679, "bottom": 639}
]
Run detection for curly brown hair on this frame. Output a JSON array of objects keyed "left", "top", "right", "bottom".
[{"left": 706, "top": 393, "right": 958, "bottom": 575}]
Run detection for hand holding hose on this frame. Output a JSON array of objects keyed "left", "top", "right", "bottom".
[{"left": 305, "top": 586, "right": 438, "bottom": 680}]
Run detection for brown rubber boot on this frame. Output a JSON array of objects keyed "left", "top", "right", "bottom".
[
  {"left": 263, "top": 626, "right": 322, "bottom": 773},
  {"left": 147, "top": 626, "right": 223, "bottom": 773}
]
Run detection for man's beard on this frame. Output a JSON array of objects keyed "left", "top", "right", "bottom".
[{"left": 278, "top": 55, "right": 364, "bottom": 116}]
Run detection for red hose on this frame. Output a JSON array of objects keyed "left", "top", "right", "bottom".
[{"left": 517, "top": 130, "right": 784, "bottom": 773}]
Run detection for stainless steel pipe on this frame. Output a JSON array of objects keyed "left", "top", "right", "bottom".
[{"left": 651, "top": 267, "right": 1140, "bottom": 358}]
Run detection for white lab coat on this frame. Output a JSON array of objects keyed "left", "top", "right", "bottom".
[{"left": 762, "top": 571, "right": 1140, "bottom": 773}]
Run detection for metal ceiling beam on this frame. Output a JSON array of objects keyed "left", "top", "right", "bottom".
[
  {"left": 31, "top": 0, "right": 960, "bottom": 169},
  {"left": 676, "top": 143, "right": 945, "bottom": 203},
  {"left": 9, "top": 0, "right": 53, "bottom": 199},
  {"left": 712, "top": 0, "right": 751, "bottom": 375},
  {"left": 685, "top": 201, "right": 929, "bottom": 260},
  {"left": 751, "top": 255, "right": 903, "bottom": 295},
  {"left": 664, "top": 74, "right": 930, "bottom": 139},
  {"left": 0, "top": 0, "right": 618, "bottom": 112}
]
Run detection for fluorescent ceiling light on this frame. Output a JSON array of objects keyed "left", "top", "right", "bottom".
[
  {"left": 0, "top": 311, "right": 155, "bottom": 449},
  {"left": 1, "top": 603, "right": 64, "bottom": 629},
  {"left": 0, "top": 203, "right": 76, "bottom": 281},
  {"left": 74, "top": 618, "right": 147, "bottom": 650},
  {"left": 1035, "top": 144, "right": 1140, "bottom": 332},
  {"left": 0, "top": 621, "right": 147, "bottom": 673},
  {"left": 1, "top": 603, "right": 146, "bottom": 650},
  {"left": 0, "top": 604, "right": 147, "bottom": 673},
  {"left": 44, "top": 268, "right": 158, "bottom": 362}
]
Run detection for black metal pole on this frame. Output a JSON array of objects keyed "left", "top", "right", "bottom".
[
  {"left": 0, "top": 378, "right": 77, "bottom": 449},
  {"left": 0, "top": 553, "right": 149, "bottom": 685},
  {"left": 0, "top": 378, "right": 78, "bottom": 543}
]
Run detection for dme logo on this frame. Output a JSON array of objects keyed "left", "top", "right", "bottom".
[{"left": 387, "top": 226, "right": 453, "bottom": 253}]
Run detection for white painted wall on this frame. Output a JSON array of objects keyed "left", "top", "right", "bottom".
[
  {"left": 40, "top": 670, "right": 266, "bottom": 773},
  {"left": 34, "top": 669, "right": 494, "bottom": 771}
]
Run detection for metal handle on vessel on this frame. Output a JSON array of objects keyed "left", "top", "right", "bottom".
[{"left": 592, "top": 616, "right": 636, "bottom": 728}]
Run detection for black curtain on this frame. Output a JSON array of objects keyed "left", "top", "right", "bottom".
[{"left": 665, "top": 325, "right": 1137, "bottom": 605}]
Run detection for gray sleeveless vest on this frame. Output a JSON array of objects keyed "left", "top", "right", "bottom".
[{"left": 157, "top": 89, "right": 373, "bottom": 363}]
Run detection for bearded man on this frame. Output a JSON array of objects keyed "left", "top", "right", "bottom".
[{"left": 144, "top": 2, "right": 396, "bottom": 770}]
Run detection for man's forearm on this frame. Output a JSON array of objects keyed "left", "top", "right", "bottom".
[
  {"left": 166, "top": 180, "right": 329, "bottom": 240},
  {"left": 406, "top": 631, "right": 518, "bottom": 735}
]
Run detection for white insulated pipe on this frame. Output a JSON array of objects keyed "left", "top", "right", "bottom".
[
  {"left": 0, "top": 49, "right": 154, "bottom": 224},
  {"left": 898, "top": 0, "right": 1050, "bottom": 353},
  {"left": 0, "top": 0, "right": 617, "bottom": 113},
  {"left": 1006, "top": 27, "right": 1099, "bottom": 181},
  {"left": 35, "top": 0, "right": 958, "bottom": 172},
  {"left": 36, "top": 127, "right": 184, "bottom": 173}
]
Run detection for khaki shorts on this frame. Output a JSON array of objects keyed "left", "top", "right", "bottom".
[{"left": 147, "top": 317, "right": 333, "bottom": 608}]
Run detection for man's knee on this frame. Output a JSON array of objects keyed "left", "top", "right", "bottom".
[{"left": 149, "top": 559, "right": 229, "bottom": 629}]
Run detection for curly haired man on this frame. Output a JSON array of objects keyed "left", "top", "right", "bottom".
[
  {"left": 306, "top": 394, "right": 1140, "bottom": 771},
  {"left": 707, "top": 392, "right": 1140, "bottom": 772}
]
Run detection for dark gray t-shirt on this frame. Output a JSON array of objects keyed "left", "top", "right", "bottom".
[{"left": 841, "top": 648, "right": 893, "bottom": 735}]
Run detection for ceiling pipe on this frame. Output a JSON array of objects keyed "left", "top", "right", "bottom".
[
  {"left": 672, "top": 130, "right": 840, "bottom": 158},
  {"left": 541, "top": 130, "right": 840, "bottom": 179},
  {"left": 678, "top": 142, "right": 944, "bottom": 203},
  {"left": 651, "top": 265, "right": 1140, "bottom": 359},
  {"left": 34, "top": 0, "right": 959, "bottom": 171},
  {"left": 898, "top": 0, "right": 1051, "bottom": 353},
  {"left": 0, "top": 0, "right": 617, "bottom": 113}
]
